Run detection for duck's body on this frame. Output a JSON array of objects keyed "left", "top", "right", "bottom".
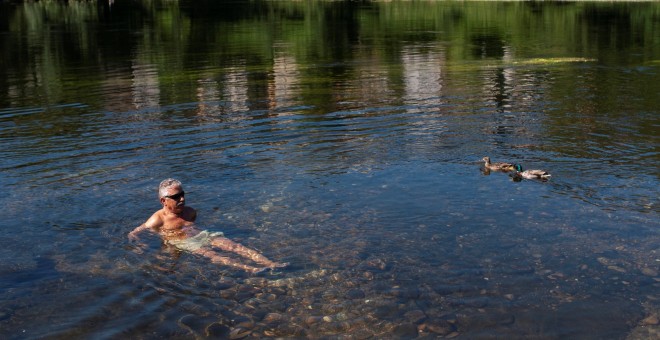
[
  {"left": 518, "top": 169, "right": 551, "bottom": 179},
  {"left": 513, "top": 164, "right": 551, "bottom": 179},
  {"left": 482, "top": 157, "right": 516, "bottom": 171}
]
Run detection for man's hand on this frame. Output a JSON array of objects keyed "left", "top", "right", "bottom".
[
  {"left": 128, "top": 223, "right": 149, "bottom": 241},
  {"left": 128, "top": 224, "right": 150, "bottom": 253},
  {"left": 128, "top": 231, "right": 147, "bottom": 254},
  {"left": 128, "top": 231, "right": 141, "bottom": 243}
]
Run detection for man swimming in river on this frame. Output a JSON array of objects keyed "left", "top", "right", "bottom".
[{"left": 128, "top": 178, "right": 288, "bottom": 273}]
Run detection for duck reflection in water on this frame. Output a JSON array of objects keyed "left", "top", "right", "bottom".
[{"left": 128, "top": 178, "right": 288, "bottom": 273}]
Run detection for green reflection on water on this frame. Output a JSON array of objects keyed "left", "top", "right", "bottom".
[
  {"left": 2, "top": 1, "right": 659, "bottom": 169},
  {"left": 2, "top": 1, "right": 659, "bottom": 107},
  {"left": 1, "top": 1, "right": 659, "bottom": 174}
]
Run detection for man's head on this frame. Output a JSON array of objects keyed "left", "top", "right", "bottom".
[{"left": 159, "top": 178, "right": 185, "bottom": 213}]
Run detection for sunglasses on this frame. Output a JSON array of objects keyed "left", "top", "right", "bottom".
[{"left": 163, "top": 191, "right": 185, "bottom": 201}]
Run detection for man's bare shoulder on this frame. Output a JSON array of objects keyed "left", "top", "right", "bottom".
[{"left": 144, "top": 209, "right": 166, "bottom": 229}]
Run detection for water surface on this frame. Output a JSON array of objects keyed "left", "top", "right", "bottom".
[{"left": 1, "top": 1, "right": 659, "bottom": 338}]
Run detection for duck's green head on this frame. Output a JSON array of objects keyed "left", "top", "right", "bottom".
[{"left": 514, "top": 164, "right": 523, "bottom": 172}]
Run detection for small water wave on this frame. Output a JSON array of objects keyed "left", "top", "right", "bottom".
[{"left": 0, "top": 103, "right": 88, "bottom": 120}]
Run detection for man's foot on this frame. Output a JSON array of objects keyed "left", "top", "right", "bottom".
[
  {"left": 250, "top": 267, "right": 269, "bottom": 274},
  {"left": 268, "top": 262, "right": 289, "bottom": 269}
]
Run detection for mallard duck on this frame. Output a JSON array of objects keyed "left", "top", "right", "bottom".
[
  {"left": 512, "top": 164, "right": 551, "bottom": 179},
  {"left": 482, "top": 156, "right": 516, "bottom": 171}
]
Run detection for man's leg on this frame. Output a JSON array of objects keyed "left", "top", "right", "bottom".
[
  {"left": 194, "top": 247, "right": 266, "bottom": 273},
  {"left": 210, "top": 237, "right": 287, "bottom": 268}
]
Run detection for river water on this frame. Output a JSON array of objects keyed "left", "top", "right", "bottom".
[{"left": 1, "top": 1, "right": 658, "bottom": 339}]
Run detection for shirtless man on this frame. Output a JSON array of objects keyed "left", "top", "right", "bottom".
[{"left": 128, "top": 178, "right": 287, "bottom": 273}]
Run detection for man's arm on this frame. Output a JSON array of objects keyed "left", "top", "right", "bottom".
[
  {"left": 128, "top": 223, "right": 150, "bottom": 241},
  {"left": 128, "top": 211, "right": 162, "bottom": 241}
]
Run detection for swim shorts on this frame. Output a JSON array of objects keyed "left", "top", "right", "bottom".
[{"left": 167, "top": 230, "right": 224, "bottom": 252}]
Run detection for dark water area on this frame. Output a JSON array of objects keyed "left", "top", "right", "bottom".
[{"left": 1, "top": 1, "right": 659, "bottom": 338}]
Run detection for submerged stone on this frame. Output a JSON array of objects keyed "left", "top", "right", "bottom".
[
  {"left": 422, "top": 319, "right": 456, "bottom": 335},
  {"left": 205, "top": 322, "right": 230, "bottom": 337},
  {"left": 229, "top": 327, "right": 251, "bottom": 339},
  {"left": 393, "top": 323, "right": 418, "bottom": 338}
]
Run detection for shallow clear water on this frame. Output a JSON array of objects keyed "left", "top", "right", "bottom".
[{"left": 1, "top": 1, "right": 659, "bottom": 338}]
